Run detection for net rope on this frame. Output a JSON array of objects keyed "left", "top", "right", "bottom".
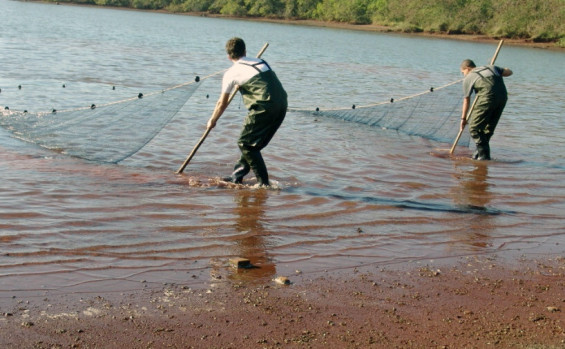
[
  {"left": 0, "top": 70, "right": 224, "bottom": 163},
  {"left": 289, "top": 78, "right": 470, "bottom": 147}
]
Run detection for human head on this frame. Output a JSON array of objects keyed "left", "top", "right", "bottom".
[
  {"left": 460, "top": 59, "right": 476, "bottom": 76},
  {"left": 226, "top": 37, "right": 246, "bottom": 60}
]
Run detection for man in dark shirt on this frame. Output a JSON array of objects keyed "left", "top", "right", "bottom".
[{"left": 460, "top": 59, "right": 513, "bottom": 160}]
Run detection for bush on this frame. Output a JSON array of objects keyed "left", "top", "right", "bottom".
[
  {"left": 218, "top": 0, "right": 248, "bottom": 16},
  {"left": 246, "top": 0, "right": 284, "bottom": 17},
  {"left": 313, "top": 0, "right": 371, "bottom": 24},
  {"left": 490, "top": 0, "right": 563, "bottom": 41},
  {"left": 171, "top": 0, "right": 214, "bottom": 12},
  {"left": 92, "top": 0, "right": 132, "bottom": 6},
  {"left": 131, "top": 0, "right": 168, "bottom": 9},
  {"left": 398, "top": 22, "right": 423, "bottom": 33}
]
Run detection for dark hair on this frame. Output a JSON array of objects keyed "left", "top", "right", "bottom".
[
  {"left": 226, "top": 37, "right": 246, "bottom": 60},
  {"left": 460, "top": 59, "right": 476, "bottom": 70}
]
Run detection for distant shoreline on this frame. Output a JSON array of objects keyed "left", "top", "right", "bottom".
[
  {"left": 38, "top": 1, "right": 565, "bottom": 51},
  {"left": 197, "top": 14, "right": 564, "bottom": 51}
]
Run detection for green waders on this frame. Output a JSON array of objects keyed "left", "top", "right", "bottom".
[
  {"left": 468, "top": 75, "right": 507, "bottom": 160},
  {"left": 229, "top": 68, "right": 287, "bottom": 186}
]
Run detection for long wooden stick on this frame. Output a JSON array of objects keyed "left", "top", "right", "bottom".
[
  {"left": 176, "top": 43, "right": 270, "bottom": 174},
  {"left": 449, "top": 39, "right": 504, "bottom": 155}
]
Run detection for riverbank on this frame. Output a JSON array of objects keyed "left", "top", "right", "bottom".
[
  {"left": 220, "top": 15, "right": 565, "bottom": 51},
  {"left": 1, "top": 254, "right": 564, "bottom": 348},
  {"left": 39, "top": 1, "right": 565, "bottom": 51}
]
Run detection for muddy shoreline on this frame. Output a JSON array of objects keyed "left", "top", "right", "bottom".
[{"left": 1, "top": 255, "right": 564, "bottom": 348}]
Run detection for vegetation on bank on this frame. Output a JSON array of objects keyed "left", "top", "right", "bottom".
[{"left": 51, "top": 0, "right": 565, "bottom": 46}]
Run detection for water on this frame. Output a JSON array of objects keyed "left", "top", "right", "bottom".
[{"left": 1, "top": 0, "right": 565, "bottom": 295}]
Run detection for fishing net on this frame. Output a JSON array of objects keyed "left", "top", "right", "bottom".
[
  {"left": 290, "top": 79, "right": 470, "bottom": 147},
  {"left": 1, "top": 72, "right": 468, "bottom": 163},
  {"left": 0, "top": 76, "right": 205, "bottom": 163}
]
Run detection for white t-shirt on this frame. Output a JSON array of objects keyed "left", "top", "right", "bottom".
[{"left": 221, "top": 57, "right": 271, "bottom": 94}]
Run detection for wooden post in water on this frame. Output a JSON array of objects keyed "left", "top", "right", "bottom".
[{"left": 176, "top": 43, "right": 269, "bottom": 174}]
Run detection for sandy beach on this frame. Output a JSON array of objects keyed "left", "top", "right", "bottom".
[{"left": 1, "top": 254, "right": 564, "bottom": 348}]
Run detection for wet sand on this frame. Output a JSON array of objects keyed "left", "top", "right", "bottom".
[{"left": 1, "top": 254, "right": 564, "bottom": 348}]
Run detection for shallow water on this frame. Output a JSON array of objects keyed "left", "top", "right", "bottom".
[{"left": 1, "top": 0, "right": 565, "bottom": 296}]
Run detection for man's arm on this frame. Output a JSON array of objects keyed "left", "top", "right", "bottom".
[
  {"left": 501, "top": 68, "right": 513, "bottom": 77},
  {"left": 207, "top": 92, "right": 231, "bottom": 129},
  {"left": 460, "top": 96, "right": 470, "bottom": 130}
]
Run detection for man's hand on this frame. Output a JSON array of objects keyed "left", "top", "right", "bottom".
[{"left": 460, "top": 118, "right": 467, "bottom": 131}]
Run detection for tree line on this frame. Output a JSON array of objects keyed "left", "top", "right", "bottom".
[{"left": 51, "top": 0, "right": 565, "bottom": 45}]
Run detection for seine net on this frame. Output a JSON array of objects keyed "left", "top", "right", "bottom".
[
  {"left": 0, "top": 77, "right": 203, "bottom": 163},
  {"left": 290, "top": 79, "right": 470, "bottom": 147}
]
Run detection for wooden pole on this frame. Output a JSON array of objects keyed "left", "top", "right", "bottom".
[
  {"left": 449, "top": 39, "right": 504, "bottom": 155},
  {"left": 176, "top": 43, "right": 269, "bottom": 174}
]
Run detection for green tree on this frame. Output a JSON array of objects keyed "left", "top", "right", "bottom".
[
  {"left": 174, "top": 0, "right": 214, "bottom": 12},
  {"left": 314, "top": 0, "right": 371, "bottom": 24},
  {"left": 216, "top": 0, "right": 248, "bottom": 16},
  {"left": 245, "top": 0, "right": 284, "bottom": 17}
]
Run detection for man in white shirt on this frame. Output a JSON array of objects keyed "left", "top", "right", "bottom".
[{"left": 208, "top": 37, "right": 287, "bottom": 186}]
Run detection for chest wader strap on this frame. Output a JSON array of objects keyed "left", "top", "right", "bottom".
[
  {"left": 474, "top": 67, "right": 498, "bottom": 88},
  {"left": 239, "top": 59, "right": 272, "bottom": 73}
]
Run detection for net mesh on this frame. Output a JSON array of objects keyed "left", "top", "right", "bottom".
[
  {"left": 0, "top": 77, "right": 204, "bottom": 163},
  {"left": 1, "top": 73, "right": 468, "bottom": 163},
  {"left": 290, "top": 79, "right": 470, "bottom": 147}
]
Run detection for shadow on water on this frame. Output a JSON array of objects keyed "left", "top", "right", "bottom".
[{"left": 286, "top": 184, "right": 511, "bottom": 215}]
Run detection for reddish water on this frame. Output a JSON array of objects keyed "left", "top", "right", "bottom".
[{"left": 2, "top": 102, "right": 564, "bottom": 296}]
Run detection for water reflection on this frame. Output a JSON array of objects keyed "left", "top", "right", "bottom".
[
  {"left": 449, "top": 162, "right": 494, "bottom": 250},
  {"left": 229, "top": 189, "right": 276, "bottom": 282},
  {"left": 453, "top": 162, "right": 492, "bottom": 211}
]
